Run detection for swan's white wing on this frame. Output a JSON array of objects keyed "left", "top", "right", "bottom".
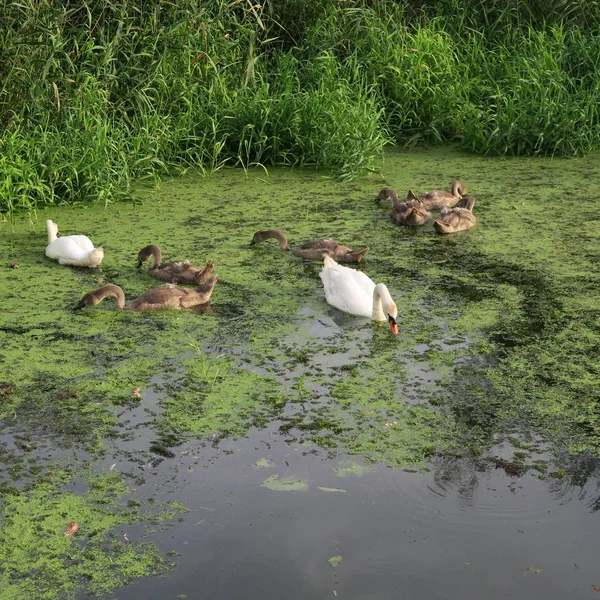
[
  {"left": 46, "top": 237, "right": 89, "bottom": 260},
  {"left": 63, "top": 235, "right": 94, "bottom": 252},
  {"left": 346, "top": 266, "right": 375, "bottom": 289},
  {"left": 320, "top": 257, "right": 374, "bottom": 318}
]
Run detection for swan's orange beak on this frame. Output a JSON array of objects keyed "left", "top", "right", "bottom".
[{"left": 388, "top": 315, "right": 399, "bottom": 335}]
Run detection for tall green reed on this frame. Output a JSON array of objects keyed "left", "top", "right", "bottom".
[{"left": 2, "top": 0, "right": 600, "bottom": 214}]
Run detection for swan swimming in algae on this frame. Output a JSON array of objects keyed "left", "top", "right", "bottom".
[
  {"left": 319, "top": 255, "right": 398, "bottom": 335},
  {"left": 137, "top": 244, "right": 214, "bottom": 284},
  {"left": 251, "top": 229, "right": 369, "bottom": 263},
  {"left": 45, "top": 220, "right": 104, "bottom": 267},
  {"left": 74, "top": 271, "right": 219, "bottom": 311}
]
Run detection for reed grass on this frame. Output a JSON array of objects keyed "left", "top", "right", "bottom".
[{"left": 2, "top": 0, "right": 600, "bottom": 213}]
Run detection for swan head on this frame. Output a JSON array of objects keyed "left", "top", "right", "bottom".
[
  {"left": 250, "top": 230, "right": 289, "bottom": 250},
  {"left": 74, "top": 284, "right": 124, "bottom": 310},
  {"left": 377, "top": 188, "right": 398, "bottom": 204},
  {"left": 385, "top": 299, "right": 398, "bottom": 335},
  {"left": 373, "top": 283, "right": 398, "bottom": 335},
  {"left": 137, "top": 245, "right": 160, "bottom": 268}
]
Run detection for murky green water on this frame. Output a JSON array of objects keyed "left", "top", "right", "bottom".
[{"left": 1, "top": 147, "right": 600, "bottom": 598}]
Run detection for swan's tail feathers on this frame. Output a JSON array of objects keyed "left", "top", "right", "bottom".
[
  {"left": 194, "top": 260, "right": 215, "bottom": 284},
  {"left": 87, "top": 247, "right": 104, "bottom": 267},
  {"left": 58, "top": 246, "right": 104, "bottom": 267},
  {"left": 350, "top": 247, "right": 370, "bottom": 263},
  {"left": 433, "top": 220, "right": 452, "bottom": 234},
  {"left": 197, "top": 274, "right": 219, "bottom": 294},
  {"left": 322, "top": 254, "right": 338, "bottom": 268}
]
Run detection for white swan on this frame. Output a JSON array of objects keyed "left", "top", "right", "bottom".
[
  {"left": 319, "top": 255, "right": 399, "bottom": 335},
  {"left": 45, "top": 220, "right": 104, "bottom": 267}
]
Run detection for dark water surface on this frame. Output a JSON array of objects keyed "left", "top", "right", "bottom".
[
  {"left": 110, "top": 430, "right": 600, "bottom": 600},
  {"left": 1, "top": 147, "right": 600, "bottom": 599}
]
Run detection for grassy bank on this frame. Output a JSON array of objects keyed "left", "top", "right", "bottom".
[{"left": 1, "top": 0, "right": 600, "bottom": 214}]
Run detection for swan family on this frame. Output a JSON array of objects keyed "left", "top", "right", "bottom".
[
  {"left": 44, "top": 179, "right": 475, "bottom": 335},
  {"left": 377, "top": 180, "right": 476, "bottom": 232}
]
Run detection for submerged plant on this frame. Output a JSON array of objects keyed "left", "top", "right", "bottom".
[{"left": 186, "top": 335, "right": 224, "bottom": 388}]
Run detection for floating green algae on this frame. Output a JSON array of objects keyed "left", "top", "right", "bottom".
[
  {"left": 2, "top": 146, "right": 600, "bottom": 595},
  {"left": 332, "top": 462, "right": 372, "bottom": 479},
  {"left": 261, "top": 475, "right": 309, "bottom": 492},
  {"left": 2, "top": 147, "right": 600, "bottom": 465},
  {"left": 328, "top": 556, "right": 343, "bottom": 567},
  {"left": 0, "top": 467, "right": 183, "bottom": 600},
  {"left": 253, "top": 458, "right": 276, "bottom": 469}
]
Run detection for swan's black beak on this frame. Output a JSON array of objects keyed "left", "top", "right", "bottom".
[
  {"left": 388, "top": 315, "right": 399, "bottom": 335},
  {"left": 136, "top": 260, "right": 143, "bottom": 268},
  {"left": 73, "top": 299, "right": 85, "bottom": 311}
]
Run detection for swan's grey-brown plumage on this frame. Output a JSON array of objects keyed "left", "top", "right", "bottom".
[
  {"left": 390, "top": 198, "right": 431, "bottom": 226},
  {"left": 376, "top": 188, "right": 399, "bottom": 204},
  {"left": 433, "top": 196, "right": 477, "bottom": 234},
  {"left": 377, "top": 188, "right": 431, "bottom": 226},
  {"left": 137, "top": 245, "right": 213, "bottom": 284},
  {"left": 74, "top": 275, "right": 219, "bottom": 311},
  {"left": 407, "top": 180, "right": 466, "bottom": 210},
  {"left": 250, "top": 229, "right": 369, "bottom": 263}
]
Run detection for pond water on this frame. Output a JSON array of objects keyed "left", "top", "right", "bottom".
[{"left": 1, "top": 146, "right": 600, "bottom": 598}]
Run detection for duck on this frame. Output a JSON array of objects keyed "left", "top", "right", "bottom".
[
  {"left": 390, "top": 198, "right": 432, "bottom": 226},
  {"left": 319, "top": 255, "right": 398, "bottom": 335},
  {"left": 407, "top": 180, "right": 467, "bottom": 210},
  {"left": 45, "top": 219, "right": 104, "bottom": 267},
  {"left": 74, "top": 274, "right": 219, "bottom": 311},
  {"left": 433, "top": 196, "right": 477, "bottom": 234},
  {"left": 251, "top": 229, "right": 369, "bottom": 263},
  {"left": 137, "top": 245, "right": 214, "bottom": 284}
]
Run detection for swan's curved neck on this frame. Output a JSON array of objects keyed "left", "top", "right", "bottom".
[
  {"left": 253, "top": 229, "right": 289, "bottom": 250},
  {"left": 97, "top": 285, "right": 126, "bottom": 309},
  {"left": 147, "top": 246, "right": 162, "bottom": 269},
  {"left": 372, "top": 283, "right": 394, "bottom": 321},
  {"left": 137, "top": 245, "right": 162, "bottom": 269},
  {"left": 46, "top": 220, "right": 58, "bottom": 244},
  {"left": 452, "top": 181, "right": 465, "bottom": 198}
]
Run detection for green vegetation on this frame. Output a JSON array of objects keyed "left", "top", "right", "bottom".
[
  {"left": 2, "top": 0, "right": 600, "bottom": 214},
  {"left": 3, "top": 145, "right": 600, "bottom": 470},
  {"left": 2, "top": 144, "right": 600, "bottom": 596},
  {"left": 0, "top": 468, "right": 182, "bottom": 600}
]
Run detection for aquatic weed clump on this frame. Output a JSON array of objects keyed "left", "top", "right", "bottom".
[{"left": 0, "top": 468, "right": 182, "bottom": 600}]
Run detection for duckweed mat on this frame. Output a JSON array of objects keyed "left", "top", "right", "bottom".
[{"left": 1, "top": 146, "right": 599, "bottom": 597}]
